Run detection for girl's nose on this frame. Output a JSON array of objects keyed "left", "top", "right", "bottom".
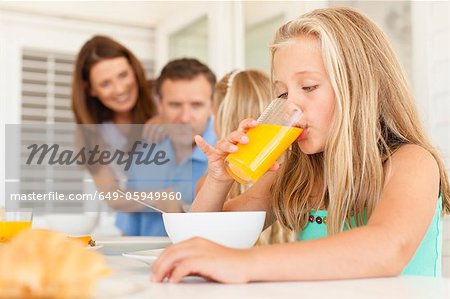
[{"left": 287, "top": 95, "right": 304, "bottom": 112}]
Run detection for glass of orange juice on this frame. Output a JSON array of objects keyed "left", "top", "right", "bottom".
[
  {"left": 0, "top": 209, "right": 33, "bottom": 243},
  {"left": 225, "top": 98, "right": 303, "bottom": 185}
]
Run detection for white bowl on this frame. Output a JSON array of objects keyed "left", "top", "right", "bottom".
[
  {"left": 44, "top": 213, "right": 99, "bottom": 236},
  {"left": 162, "top": 211, "right": 266, "bottom": 249}
]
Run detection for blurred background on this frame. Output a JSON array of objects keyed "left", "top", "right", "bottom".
[
  {"left": 0, "top": 1, "right": 448, "bottom": 157},
  {"left": 0, "top": 0, "right": 448, "bottom": 272}
]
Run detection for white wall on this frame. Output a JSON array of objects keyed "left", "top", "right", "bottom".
[
  {"left": 244, "top": 0, "right": 328, "bottom": 26},
  {"left": 155, "top": 1, "right": 245, "bottom": 80},
  {"left": 0, "top": 1, "right": 181, "bottom": 27},
  {"left": 412, "top": 1, "right": 450, "bottom": 162},
  {"left": 411, "top": 0, "right": 450, "bottom": 277},
  {"left": 154, "top": 1, "right": 331, "bottom": 80}
]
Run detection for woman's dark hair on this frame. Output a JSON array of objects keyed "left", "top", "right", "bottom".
[{"left": 72, "top": 35, "right": 157, "bottom": 124}]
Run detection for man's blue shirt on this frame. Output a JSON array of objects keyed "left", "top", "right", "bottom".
[{"left": 115, "top": 118, "right": 216, "bottom": 236}]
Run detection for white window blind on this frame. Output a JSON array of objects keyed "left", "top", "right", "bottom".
[
  {"left": 18, "top": 49, "right": 81, "bottom": 210},
  {"left": 21, "top": 50, "right": 75, "bottom": 124}
]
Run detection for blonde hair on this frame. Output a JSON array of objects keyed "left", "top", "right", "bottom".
[
  {"left": 214, "top": 69, "right": 296, "bottom": 244},
  {"left": 270, "top": 7, "right": 450, "bottom": 235},
  {"left": 214, "top": 70, "right": 269, "bottom": 141},
  {"left": 214, "top": 69, "right": 271, "bottom": 198}
]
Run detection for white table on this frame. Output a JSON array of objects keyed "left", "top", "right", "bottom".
[{"left": 99, "top": 254, "right": 450, "bottom": 299}]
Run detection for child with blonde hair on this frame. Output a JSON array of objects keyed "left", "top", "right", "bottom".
[
  {"left": 196, "top": 69, "right": 296, "bottom": 245},
  {"left": 152, "top": 7, "right": 450, "bottom": 283}
]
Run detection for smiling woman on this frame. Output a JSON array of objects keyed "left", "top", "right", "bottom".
[
  {"left": 70, "top": 35, "right": 164, "bottom": 213},
  {"left": 72, "top": 35, "right": 157, "bottom": 125},
  {"left": 89, "top": 56, "right": 139, "bottom": 121}
]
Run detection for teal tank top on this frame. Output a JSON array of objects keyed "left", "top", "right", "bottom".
[{"left": 297, "top": 195, "right": 443, "bottom": 277}]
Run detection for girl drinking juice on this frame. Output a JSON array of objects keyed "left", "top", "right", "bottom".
[{"left": 152, "top": 7, "right": 450, "bottom": 283}]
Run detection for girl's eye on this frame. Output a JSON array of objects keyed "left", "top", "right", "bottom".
[
  {"left": 303, "top": 85, "right": 318, "bottom": 92},
  {"left": 277, "top": 92, "right": 288, "bottom": 99}
]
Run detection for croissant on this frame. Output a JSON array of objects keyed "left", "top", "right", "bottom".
[{"left": 0, "top": 229, "right": 111, "bottom": 298}]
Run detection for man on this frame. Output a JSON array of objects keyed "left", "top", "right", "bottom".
[{"left": 115, "top": 58, "right": 217, "bottom": 236}]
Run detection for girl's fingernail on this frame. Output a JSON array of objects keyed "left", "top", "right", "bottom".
[
  {"left": 230, "top": 145, "right": 238, "bottom": 152},
  {"left": 251, "top": 120, "right": 258, "bottom": 126},
  {"left": 241, "top": 136, "right": 249, "bottom": 143}
]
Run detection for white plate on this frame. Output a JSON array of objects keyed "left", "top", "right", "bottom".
[
  {"left": 122, "top": 248, "right": 164, "bottom": 265},
  {"left": 95, "top": 236, "right": 171, "bottom": 255},
  {"left": 87, "top": 244, "right": 104, "bottom": 251}
]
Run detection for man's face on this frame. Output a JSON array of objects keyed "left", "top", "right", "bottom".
[{"left": 158, "top": 75, "right": 213, "bottom": 141}]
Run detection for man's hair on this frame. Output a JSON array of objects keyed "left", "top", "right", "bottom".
[{"left": 155, "top": 58, "right": 216, "bottom": 99}]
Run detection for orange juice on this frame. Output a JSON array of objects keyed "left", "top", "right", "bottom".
[
  {"left": 225, "top": 124, "right": 302, "bottom": 184},
  {"left": 0, "top": 221, "right": 32, "bottom": 243}
]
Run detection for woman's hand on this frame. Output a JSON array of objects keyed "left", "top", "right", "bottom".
[
  {"left": 151, "top": 238, "right": 253, "bottom": 283},
  {"left": 195, "top": 118, "right": 279, "bottom": 184},
  {"left": 142, "top": 115, "right": 167, "bottom": 143}
]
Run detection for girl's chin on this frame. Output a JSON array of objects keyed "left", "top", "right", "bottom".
[{"left": 296, "top": 142, "right": 323, "bottom": 155}]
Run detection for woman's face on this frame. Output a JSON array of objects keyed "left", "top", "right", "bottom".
[
  {"left": 89, "top": 57, "right": 138, "bottom": 115},
  {"left": 273, "top": 36, "right": 336, "bottom": 154}
]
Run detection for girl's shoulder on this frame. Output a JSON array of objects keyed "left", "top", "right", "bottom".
[
  {"left": 384, "top": 144, "right": 439, "bottom": 183},
  {"left": 389, "top": 144, "right": 437, "bottom": 164}
]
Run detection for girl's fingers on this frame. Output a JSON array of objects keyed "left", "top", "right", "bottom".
[
  {"left": 198, "top": 120, "right": 254, "bottom": 157},
  {"left": 215, "top": 131, "right": 250, "bottom": 154},
  {"left": 168, "top": 258, "right": 199, "bottom": 283},
  {"left": 216, "top": 139, "right": 238, "bottom": 154},
  {"left": 152, "top": 238, "right": 207, "bottom": 281},
  {"left": 237, "top": 118, "right": 258, "bottom": 133},
  {"left": 224, "top": 131, "right": 249, "bottom": 145},
  {"left": 152, "top": 247, "right": 185, "bottom": 282},
  {"left": 194, "top": 135, "right": 217, "bottom": 156}
]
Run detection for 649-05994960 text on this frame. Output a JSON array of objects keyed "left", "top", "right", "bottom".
[{"left": 9, "top": 190, "right": 182, "bottom": 202}]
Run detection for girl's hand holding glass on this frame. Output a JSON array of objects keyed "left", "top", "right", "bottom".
[{"left": 194, "top": 118, "right": 280, "bottom": 184}]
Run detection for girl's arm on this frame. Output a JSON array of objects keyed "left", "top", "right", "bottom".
[
  {"left": 194, "top": 175, "right": 206, "bottom": 196},
  {"left": 190, "top": 119, "right": 278, "bottom": 218},
  {"left": 192, "top": 171, "right": 277, "bottom": 227},
  {"left": 249, "top": 144, "right": 440, "bottom": 280}
]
